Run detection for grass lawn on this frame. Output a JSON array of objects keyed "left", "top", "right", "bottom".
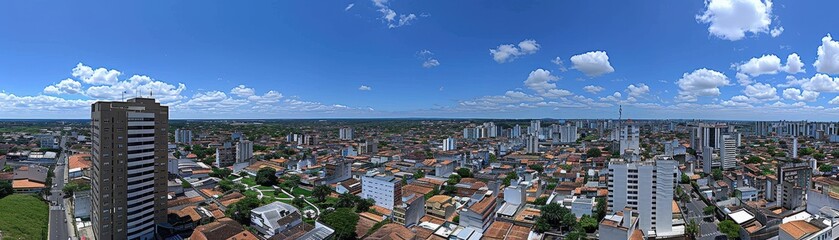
[
  {"left": 240, "top": 177, "right": 257, "bottom": 186},
  {"left": 255, "top": 185, "right": 274, "bottom": 191},
  {"left": 0, "top": 194, "right": 49, "bottom": 240},
  {"left": 291, "top": 187, "right": 312, "bottom": 197},
  {"left": 273, "top": 191, "right": 291, "bottom": 199}
]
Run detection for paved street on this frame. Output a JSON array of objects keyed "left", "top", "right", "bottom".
[
  {"left": 681, "top": 183, "right": 721, "bottom": 240},
  {"left": 48, "top": 136, "right": 69, "bottom": 240}
]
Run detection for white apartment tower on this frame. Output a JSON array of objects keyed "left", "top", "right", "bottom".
[
  {"left": 526, "top": 134, "right": 539, "bottom": 154},
  {"left": 339, "top": 127, "right": 353, "bottom": 140},
  {"left": 619, "top": 124, "right": 640, "bottom": 156},
  {"left": 607, "top": 156, "right": 677, "bottom": 235},
  {"left": 174, "top": 129, "right": 192, "bottom": 144},
  {"left": 443, "top": 137, "right": 456, "bottom": 151},
  {"left": 559, "top": 124, "right": 579, "bottom": 143},
  {"left": 720, "top": 134, "right": 737, "bottom": 170}
]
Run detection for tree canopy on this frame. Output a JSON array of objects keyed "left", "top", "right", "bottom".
[
  {"left": 718, "top": 219, "right": 741, "bottom": 239},
  {"left": 255, "top": 167, "right": 278, "bottom": 186},
  {"left": 321, "top": 208, "right": 359, "bottom": 240}
]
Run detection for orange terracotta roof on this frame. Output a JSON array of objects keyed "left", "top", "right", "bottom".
[
  {"left": 68, "top": 153, "right": 92, "bottom": 170},
  {"left": 779, "top": 220, "right": 821, "bottom": 239},
  {"left": 12, "top": 179, "right": 45, "bottom": 189}
]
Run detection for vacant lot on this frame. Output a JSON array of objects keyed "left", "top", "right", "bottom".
[{"left": 0, "top": 194, "right": 49, "bottom": 240}]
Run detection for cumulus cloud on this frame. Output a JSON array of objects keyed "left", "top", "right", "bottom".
[
  {"left": 736, "top": 72, "right": 752, "bottom": 86},
  {"left": 738, "top": 54, "right": 781, "bottom": 76},
  {"left": 72, "top": 63, "right": 121, "bottom": 85},
  {"left": 359, "top": 85, "right": 372, "bottom": 91},
  {"left": 696, "top": 0, "right": 776, "bottom": 41},
  {"left": 551, "top": 57, "right": 568, "bottom": 72},
  {"left": 770, "top": 26, "right": 784, "bottom": 37},
  {"left": 801, "top": 74, "right": 839, "bottom": 92},
  {"left": 570, "top": 51, "right": 615, "bottom": 77},
  {"left": 676, "top": 68, "right": 731, "bottom": 102},
  {"left": 782, "top": 88, "right": 818, "bottom": 102},
  {"left": 247, "top": 90, "right": 283, "bottom": 104},
  {"left": 830, "top": 96, "right": 839, "bottom": 105},
  {"left": 85, "top": 75, "right": 186, "bottom": 102},
  {"left": 814, "top": 34, "right": 839, "bottom": 74},
  {"left": 583, "top": 85, "right": 604, "bottom": 94},
  {"left": 231, "top": 85, "right": 256, "bottom": 97},
  {"left": 522, "top": 68, "right": 572, "bottom": 98},
  {"left": 782, "top": 53, "right": 805, "bottom": 74},
  {"left": 743, "top": 82, "right": 778, "bottom": 101},
  {"left": 626, "top": 83, "right": 650, "bottom": 98},
  {"left": 345, "top": 3, "right": 354, "bottom": 11},
  {"left": 489, "top": 40, "right": 540, "bottom": 63},
  {"left": 43, "top": 79, "right": 83, "bottom": 95}
]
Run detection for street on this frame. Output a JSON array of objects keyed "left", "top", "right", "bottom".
[
  {"left": 681, "top": 183, "right": 721, "bottom": 240},
  {"left": 48, "top": 136, "right": 69, "bottom": 240}
]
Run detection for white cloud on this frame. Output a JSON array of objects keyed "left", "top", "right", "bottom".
[
  {"left": 359, "top": 85, "right": 372, "bottom": 91},
  {"left": 418, "top": 49, "right": 440, "bottom": 68},
  {"left": 778, "top": 75, "right": 807, "bottom": 88},
  {"left": 696, "top": 0, "right": 776, "bottom": 41},
  {"left": 676, "top": 68, "right": 730, "bottom": 102},
  {"left": 247, "top": 91, "right": 283, "bottom": 104},
  {"left": 814, "top": 34, "right": 839, "bottom": 74},
  {"left": 523, "top": 68, "right": 558, "bottom": 94},
  {"left": 43, "top": 78, "right": 83, "bottom": 95},
  {"left": 72, "top": 63, "right": 121, "bottom": 85},
  {"left": 626, "top": 83, "right": 650, "bottom": 98},
  {"left": 829, "top": 96, "right": 839, "bottom": 105},
  {"left": 782, "top": 88, "right": 818, "bottom": 102},
  {"left": 743, "top": 82, "right": 778, "bottom": 101},
  {"left": 782, "top": 53, "right": 805, "bottom": 74},
  {"left": 542, "top": 89, "right": 573, "bottom": 98},
  {"left": 422, "top": 59, "right": 440, "bottom": 68},
  {"left": 583, "top": 85, "right": 604, "bottom": 94},
  {"left": 372, "top": 0, "right": 417, "bottom": 28},
  {"left": 345, "top": 3, "right": 355, "bottom": 11},
  {"left": 231, "top": 85, "right": 256, "bottom": 97},
  {"left": 736, "top": 72, "right": 752, "bottom": 86},
  {"left": 85, "top": 75, "right": 186, "bottom": 103},
  {"left": 570, "top": 51, "right": 615, "bottom": 77},
  {"left": 489, "top": 40, "right": 540, "bottom": 63},
  {"left": 738, "top": 54, "right": 781, "bottom": 76},
  {"left": 801, "top": 73, "right": 839, "bottom": 92},
  {"left": 551, "top": 57, "right": 568, "bottom": 72},
  {"left": 0, "top": 92, "right": 92, "bottom": 113},
  {"left": 770, "top": 26, "right": 784, "bottom": 37}
]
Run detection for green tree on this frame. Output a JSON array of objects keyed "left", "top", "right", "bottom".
[
  {"left": 336, "top": 192, "right": 357, "bottom": 208},
  {"left": 800, "top": 147, "right": 815, "bottom": 156},
  {"left": 681, "top": 174, "right": 690, "bottom": 184},
  {"left": 0, "top": 180, "right": 12, "bottom": 198},
  {"left": 321, "top": 208, "right": 359, "bottom": 240},
  {"left": 565, "top": 230, "right": 586, "bottom": 240},
  {"left": 579, "top": 215, "right": 598, "bottom": 233},
  {"left": 814, "top": 152, "right": 826, "bottom": 161},
  {"left": 686, "top": 220, "right": 699, "bottom": 239},
  {"left": 292, "top": 197, "right": 307, "bottom": 208},
  {"left": 356, "top": 198, "right": 375, "bottom": 213},
  {"left": 528, "top": 164, "right": 544, "bottom": 173},
  {"left": 453, "top": 215, "right": 460, "bottom": 223},
  {"left": 744, "top": 156, "right": 762, "bottom": 164},
  {"left": 704, "top": 205, "right": 716, "bottom": 215},
  {"left": 532, "top": 196, "right": 548, "bottom": 205},
  {"left": 255, "top": 167, "right": 278, "bottom": 186},
  {"left": 718, "top": 219, "right": 741, "bottom": 239},
  {"left": 225, "top": 195, "right": 260, "bottom": 225},
  {"left": 595, "top": 198, "right": 607, "bottom": 220},
  {"left": 209, "top": 168, "right": 232, "bottom": 179},
  {"left": 712, "top": 169, "right": 723, "bottom": 181},
  {"left": 534, "top": 217, "right": 551, "bottom": 233},
  {"left": 312, "top": 185, "right": 332, "bottom": 203},
  {"left": 413, "top": 169, "right": 425, "bottom": 179},
  {"left": 586, "top": 148, "right": 602, "bottom": 157},
  {"left": 447, "top": 174, "right": 462, "bottom": 185},
  {"left": 819, "top": 164, "right": 833, "bottom": 172},
  {"left": 456, "top": 168, "right": 473, "bottom": 178},
  {"left": 280, "top": 175, "right": 300, "bottom": 190}
]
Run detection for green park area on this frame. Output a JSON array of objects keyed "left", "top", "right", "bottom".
[{"left": 0, "top": 194, "right": 49, "bottom": 240}]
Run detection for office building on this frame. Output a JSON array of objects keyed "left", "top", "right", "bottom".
[
  {"left": 607, "top": 156, "right": 678, "bottom": 236},
  {"left": 777, "top": 162, "right": 811, "bottom": 210},
  {"left": 36, "top": 134, "right": 58, "bottom": 149},
  {"left": 91, "top": 98, "right": 168, "bottom": 240},
  {"left": 174, "top": 129, "right": 192, "bottom": 144},
  {"left": 361, "top": 175, "right": 402, "bottom": 210},
  {"left": 443, "top": 137, "right": 456, "bottom": 151},
  {"left": 339, "top": 127, "right": 353, "bottom": 140}
]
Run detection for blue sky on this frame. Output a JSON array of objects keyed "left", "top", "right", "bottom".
[{"left": 2, "top": 0, "right": 839, "bottom": 120}]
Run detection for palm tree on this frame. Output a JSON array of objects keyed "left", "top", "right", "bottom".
[
  {"left": 686, "top": 220, "right": 699, "bottom": 239},
  {"left": 312, "top": 185, "right": 332, "bottom": 203}
]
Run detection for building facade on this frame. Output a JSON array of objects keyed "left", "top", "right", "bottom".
[
  {"left": 361, "top": 175, "right": 402, "bottom": 210},
  {"left": 91, "top": 98, "right": 168, "bottom": 240},
  {"left": 607, "top": 156, "right": 677, "bottom": 235}
]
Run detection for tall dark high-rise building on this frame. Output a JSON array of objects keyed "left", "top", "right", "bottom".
[{"left": 91, "top": 98, "right": 168, "bottom": 240}]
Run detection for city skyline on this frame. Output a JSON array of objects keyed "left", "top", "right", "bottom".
[{"left": 4, "top": 1, "right": 839, "bottom": 120}]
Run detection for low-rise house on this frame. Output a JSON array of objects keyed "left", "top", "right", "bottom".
[
  {"left": 425, "top": 195, "right": 456, "bottom": 220},
  {"left": 336, "top": 178, "right": 362, "bottom": 195},
  {"left": 460, "top": 192, "right": 497, "bottom": 232},
  {"left": 12, "top": 165, "right": 48, "bottom": 193},
  {"left": 67, "top": 153, "right": 92, "bottom": 179},
  {"left": 190, "top": 218, "right": 259, "bottom": 240},
  {"left": 393, "top": 193, "right": 426, "bottom": 227}
]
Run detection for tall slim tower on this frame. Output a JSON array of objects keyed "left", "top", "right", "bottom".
[{"left": 91, "top": 98, "right": 168, "bottom": 240}]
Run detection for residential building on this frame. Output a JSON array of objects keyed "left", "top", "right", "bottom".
[
  {"left": 607, "top": 156, "right": 678, "bottom": 236},
  {"left": 599, "top": 209, "right": 642, "bottom": 240},
  {"left": 339, "top": 127, "right": 353, "bottom": 140},
  {"left": 559, "top": 123, "right": 578, "bottom": 143},
  {"left": 529, "top": 120, "right": 541, "bottom": 136},
  {"left": 12, "top": 165, "right": 48, "bottom": 193},
  {"left": 619, "top": 124, "right": 640, "bottom": 156},
  {"left": 778, "top": 207, "right": 839, "bottom": 240},
  {"left": 720, "top": 134, "right": 737, "bottom": 170},
  {"left": 526, "top": 134, "right": 539, "bottom": 154},
  {"left": 361, "top": 175, "right": 403, "bottom": 210},
  {"left": 190, "top": 218, "right": 259, "bottom": 240},
  {"left": 215, "top": 142, "right": 236, "bottom": 167},
  {"left": 91, "top": 98, "right": 168, "bottom": 240},
  {"left": 425, "top": 195, "right": 456, "bottom": 219},
  {"left": 236, "top": 140, "right": 253, "bottom": 163},
  {"left": 393, "top": 194, "right": 425, "bottom": 227},
  {"left": 777, "top": 162, "right": 811, "bottom": 210},
  {"left": 36, "top": 134, "right": 58, "bottom": 149},
  {"left": 174, "top": 129, "right": 192, "bottom": 144},
  {"left": 511, "top": 124, "right": 522, "bottom": 138},
  {"left": 442, "top": 137, "right": 456, "bottom": 151},
  {"left": 249, "top": 202, "right": 304, "bottom": 237},
  {"left": 459, "top": 192, "right": 498, "bottom": 232}
]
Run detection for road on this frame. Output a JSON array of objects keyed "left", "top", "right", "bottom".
[
  {"left": 681, "top": 183, "right": 721, "bottom": 240},
  {"left": 48, "top": 141, "right": 69, "bottom": 240}
]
